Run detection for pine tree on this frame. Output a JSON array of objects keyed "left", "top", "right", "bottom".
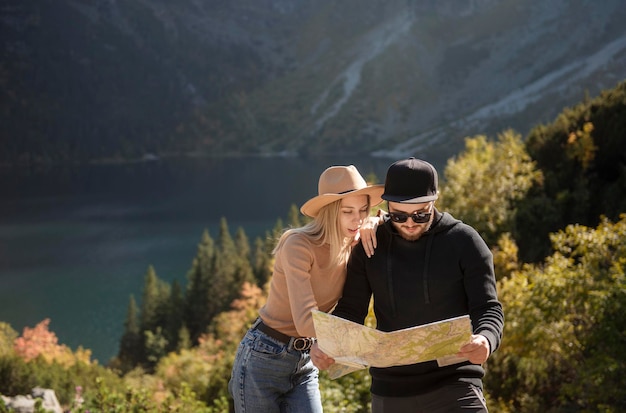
[
  {"left": 235, "top": 226, "right": 250, "bottom": 259},
  {"left": 116, "top": 295, "right": 142, "bottom": 371},
  {"left": 164, "top": 280, "right": 184, "bottom": 353},
  {"left": 208, "top": 219, "right": 239, "bottom": 324},
  {"left": 287, "top": 204, "right": 305, "bottom": 228},
  {"left": 234, "top": 227, "right": 255, "bottom": 286},
  {"left": 186, "top": 219, "right": 257, "bottom": 340},
  {"left": 140, "top": 265, "right": 161, "bottom": 332},
  {"left": 184, "top": 230, "right": 216, "bottom": 343},
  {"left": 177, "top": 325, "right": 191, "bottom": 351},
  {"left": 217, "top": 218, "right": 235, "bottom": 251},
  {"left": 144, "top": 327, "right": 167, "bottom": 370},
  {"left": 138, "top": 265, "right": 171, "bottom": 368},
  {"left": 270, "top": 217, "right": 285, "bottom": 246},
  {"left": 252, "top": 236, "right": 272, "bottom": 287}
]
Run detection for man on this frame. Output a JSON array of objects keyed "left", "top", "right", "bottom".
[{"left": 311, "top": 157, "right": 504, "bottom": 412}]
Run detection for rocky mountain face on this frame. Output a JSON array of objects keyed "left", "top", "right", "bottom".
[{"left": 2, "top": 0, "right": 625, "bottom": 164}]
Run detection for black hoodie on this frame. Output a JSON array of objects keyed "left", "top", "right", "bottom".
[{"left": 332, "top": 209, "right": 504, "bottom": 397}]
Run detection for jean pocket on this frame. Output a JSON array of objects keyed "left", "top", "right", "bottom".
[{"left": 251, "top": 333, "right": 287, "bottom": 357}]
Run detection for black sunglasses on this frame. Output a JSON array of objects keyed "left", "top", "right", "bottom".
[{"left": 388, "top": 211, "right": 432, "bottom": 224}]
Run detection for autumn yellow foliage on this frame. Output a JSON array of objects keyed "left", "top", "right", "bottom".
[{"left": 13, "top": 318, "right": 92, "bottom": 367}]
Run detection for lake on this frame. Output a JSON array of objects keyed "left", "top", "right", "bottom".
[{"left": 0, "top": 155, "right": 411, "bottom": 363}]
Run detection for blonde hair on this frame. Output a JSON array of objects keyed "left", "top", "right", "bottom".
[{"left": 273, "top": 196, "right": 371, "bottom": 269}]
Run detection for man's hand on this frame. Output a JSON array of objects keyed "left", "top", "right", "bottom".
[
  {"left": 310, "top": 342, "right": 335, "bottom": 370},
  {"left": 457, "top": 334, "right": 491, "bottom": 364}
]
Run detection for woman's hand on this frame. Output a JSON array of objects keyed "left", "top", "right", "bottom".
[
  {"left": 358, "top": 215, "right": 381, "bottom": 257},
  {"left": 310, "top": 342, "right": 335, "bottom": 370}
]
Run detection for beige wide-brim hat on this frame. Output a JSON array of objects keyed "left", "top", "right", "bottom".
[{"left": 300, "top": 165, "right": 384, "bottom": 218}]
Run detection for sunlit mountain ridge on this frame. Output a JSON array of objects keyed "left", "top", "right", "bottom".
[{"left": 2, "top": 0, "right": 625, "bottom": 164}]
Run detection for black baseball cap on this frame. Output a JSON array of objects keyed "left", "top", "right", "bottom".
[{"left": 381, "top": 157, "right": 439, "bottom": 203}]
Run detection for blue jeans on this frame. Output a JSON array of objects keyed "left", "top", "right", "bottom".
[{"left": 228, "top": 323, "right": 322, "bottom": 413}]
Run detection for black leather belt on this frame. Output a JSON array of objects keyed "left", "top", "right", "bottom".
[{"left": 256, "top": 320, "right": 315, "bottom": 351}]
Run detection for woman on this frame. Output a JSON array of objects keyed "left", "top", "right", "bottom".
[{"left": 228, "top": 165, "right": 384, "bottom": 413}]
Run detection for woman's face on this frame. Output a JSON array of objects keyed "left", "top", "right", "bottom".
[{"left": 338, "top": 195, "right": 370, "bottom": 239}]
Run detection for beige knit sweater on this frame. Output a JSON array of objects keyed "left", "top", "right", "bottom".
[{"left": 258, "top": 232, "right": 348, "bottom": 338}]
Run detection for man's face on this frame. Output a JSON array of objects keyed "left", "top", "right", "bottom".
[{"left": 387, "top": 201, "right": 434, "bottom": 241}]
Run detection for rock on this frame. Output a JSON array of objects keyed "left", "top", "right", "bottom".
[{"left": 0, "top": 388, "right": 62, "bottom": 413}]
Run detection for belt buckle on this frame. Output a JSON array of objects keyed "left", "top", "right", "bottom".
[{"left": 293, "top": 337, "right": 314, "bottom": 351}]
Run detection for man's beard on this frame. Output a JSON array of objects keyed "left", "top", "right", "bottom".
[
  {"left": 393, "top": 218, "right": 433, "bottom": 241},
  {"left": 395, "top": 225, "right": 429, "bottom": 241}
]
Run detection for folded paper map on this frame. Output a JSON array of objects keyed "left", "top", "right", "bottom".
[{"left": 311, "top": 310, "right": 472, "bottom": 379}]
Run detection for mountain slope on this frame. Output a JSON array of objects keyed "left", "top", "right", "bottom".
[{"left": 1, "top": 0, "right": 625, "bottom": 164}]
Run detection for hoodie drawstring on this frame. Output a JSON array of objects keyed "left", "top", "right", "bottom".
[
  {"left": 423, "top": 235, "right": 434, "bottom": 304},
  {"left": 386, "top": 233, "right": 434, "bottom": 313},
  {"left": 386, "top": 237, "right": 397, "bottom": 317}
]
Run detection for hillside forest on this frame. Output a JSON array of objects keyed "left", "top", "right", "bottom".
[
  {"left": 1, "top": 80, "right": 625, "bottom": 412},
  {"left": 3, "top": 1, "right": 625, "bottom": 164}
]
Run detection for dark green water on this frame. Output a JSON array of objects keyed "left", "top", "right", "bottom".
[{"left": 0, "top": 156, "right": 399, "bottom": 363}]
